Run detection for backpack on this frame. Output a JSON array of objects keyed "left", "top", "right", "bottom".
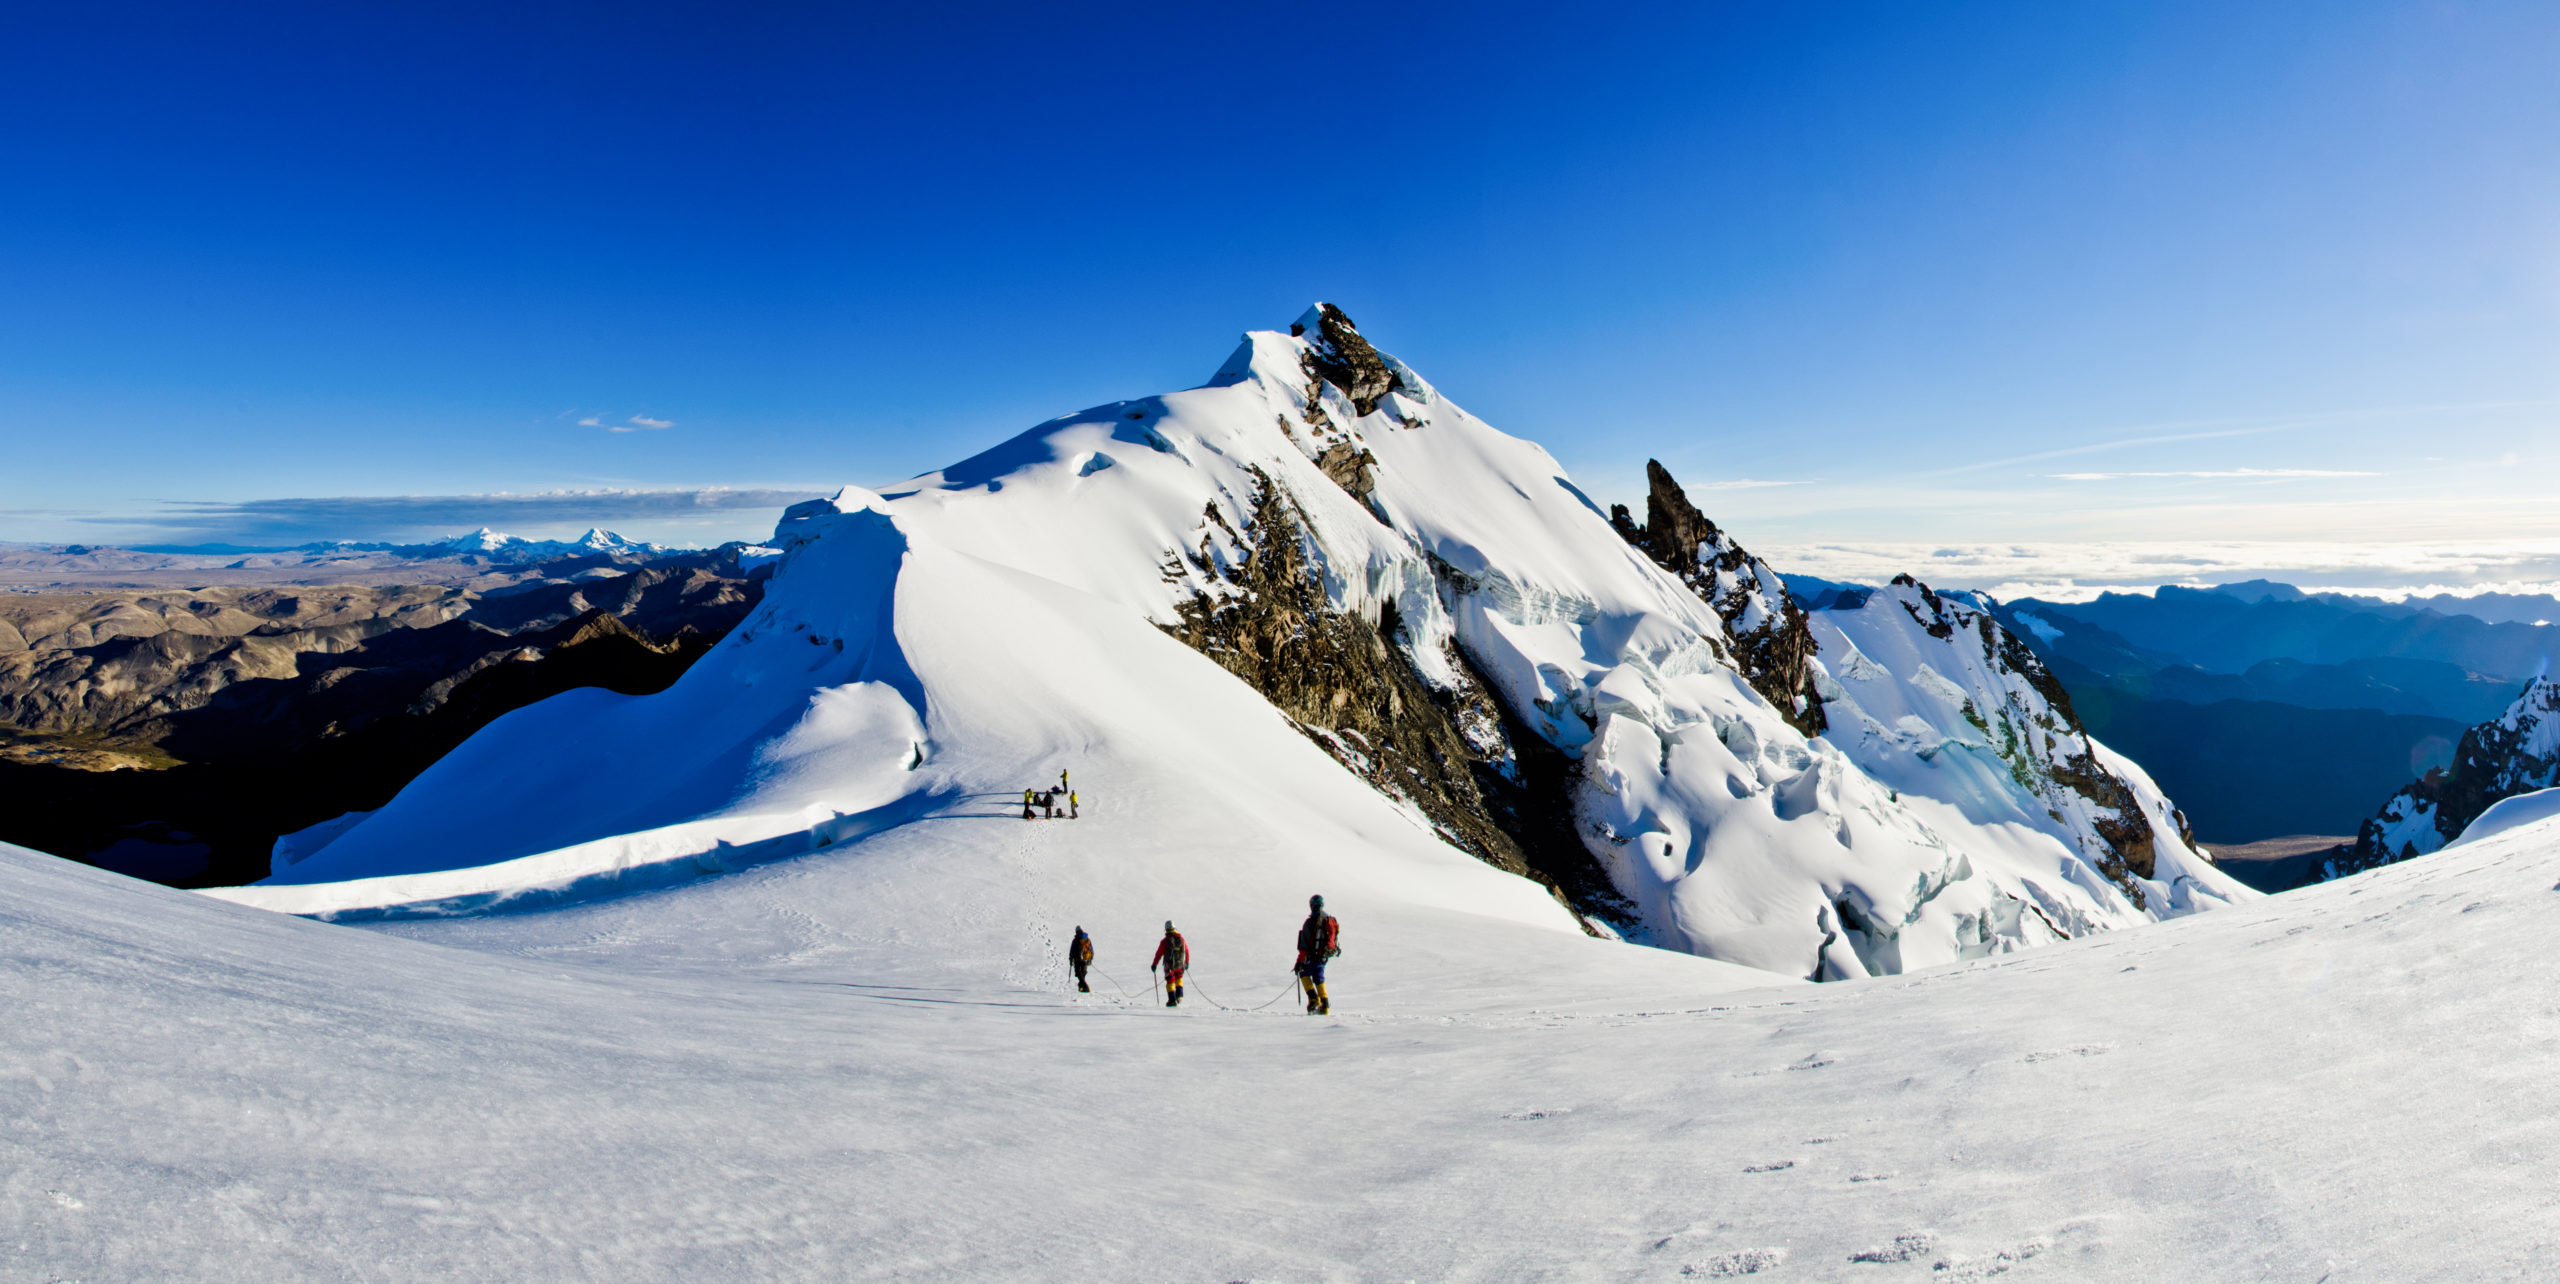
[
  {"left": 1301, "top": 913, "right": 1340, "bottom": 960},
  {"left": 1163, "top": 932, "right": 1188, "bottom": 971},
  {"left": 1070, "top": 935, "right": 1092, "bottom": 965}
]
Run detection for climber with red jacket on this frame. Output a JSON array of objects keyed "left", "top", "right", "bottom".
[
  {"left": 1150, "top": 920, "right": 1189, "bottom": 1007},
  {"left": 1296, "top": 894, "right": 1340, "bottom": 1014}
]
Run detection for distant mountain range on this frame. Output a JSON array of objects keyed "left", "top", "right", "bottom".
[
  {"left": 2005, "top": 583, "right": 2558, "bottom": 694},
  {"left": 1, "top": 530, "right": 780, "bottom": 591},
  {"left": 130, "top": 526, "right": 677, "bottom": 561}
]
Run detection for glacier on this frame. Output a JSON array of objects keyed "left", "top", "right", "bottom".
[{"left": 214, "top": 305, "right": 2248, "bottom": 978}]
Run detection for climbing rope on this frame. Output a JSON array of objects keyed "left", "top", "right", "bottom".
[
  {"left": 1089, "top": 967, "right": 1154, "bottom": 1001},
  {"left": 1096, "top": 966, "right": 1302, "bottom": 1013},
  {"left": 1185, "top": 977, "right": 1304, "bottom": 1013}
]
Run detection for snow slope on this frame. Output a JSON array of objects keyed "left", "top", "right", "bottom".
[
  {"left": 215, "top": 305, "right": 2246, "bottom": 979},
  {"left": 225, "top": 500, "right": 1601, "bottom": 994},
  {"left": 11, "top": 806, "right": 2560, "bottom": 1279},
  {"left": 2449, "top": 785, "right": 2560, "bottom": 848}
]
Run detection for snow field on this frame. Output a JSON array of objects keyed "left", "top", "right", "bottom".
[{"left": 13, "top": 806, "right": 2560, "bottom": 1280}]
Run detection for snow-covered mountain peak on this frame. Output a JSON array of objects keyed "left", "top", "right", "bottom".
[
  {"left": 213, "top": 308, "right": 2249, "bottom": 980},
  {"left": 445, "top": 526, "right": 515, "bottom": 552},
  {"left": 410, "top": 526, "right": 669, "bottom": 562}
]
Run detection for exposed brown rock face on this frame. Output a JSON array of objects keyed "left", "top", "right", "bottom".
[
  {"left": 1314, "top": 441, "right": 1380, "bottom": 503},
  {"left": 2049, "top": 750, "right": 2158, "bottom": 890},
  {"left": 1611, "top": 461, "right": 1828, "bottom": 737},
  {"left": 1160, "top": 469, "right": 1627, "bottom": 928},
  {"left": 1293, "top": 303, "right": 1403, "bottom": 417}
]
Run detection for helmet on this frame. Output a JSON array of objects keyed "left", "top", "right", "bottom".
[
  {"left": 1164, "top": 920, "right": 1175, "bottom": 933},
  {"left": 1310, "top": 894, "right": 1324, "bottom": 911}
]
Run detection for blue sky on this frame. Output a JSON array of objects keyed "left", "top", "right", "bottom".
[{"left": 5, "top": 2, "right": 2557, "bottom": 590}]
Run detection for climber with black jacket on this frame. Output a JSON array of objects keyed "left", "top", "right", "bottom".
[
  {"left": 1296, "top": 894, "right": 1340, "bottom": 1014},
  {"left": 1150, "top": 921, "right": 1189, "bottom": 1007},
  {"left": 1068, "top": 926, "right": 1094, "bottom": 993}
]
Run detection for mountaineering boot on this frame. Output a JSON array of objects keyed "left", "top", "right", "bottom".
[
  {"left": 1301, "top": 978, "right": 1318, "bottom": 1013},
  {"left": 1315, "top": 982, "right": 1330, "bottom": 1015}
]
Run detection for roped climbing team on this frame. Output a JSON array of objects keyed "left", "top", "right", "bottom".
[
  {"left": 1135, "top": 901, "right": 1336, "bottom": 1013},
  {"left": 1040, "top": 767, "right": 1344, "bottom": 1014}
]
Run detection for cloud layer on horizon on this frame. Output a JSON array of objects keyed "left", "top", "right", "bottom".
[
  {"left": 83, "top": 487, "right": 825, "bottom": 548},
  {"left": 1760, "top": 539, "right": 2560, "bottom": 603}
]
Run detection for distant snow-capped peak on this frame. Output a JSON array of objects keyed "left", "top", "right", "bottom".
[{"left": 419, "top": 528, "right": 668, "bottom": 561}]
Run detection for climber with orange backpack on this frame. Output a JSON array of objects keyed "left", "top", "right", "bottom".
[
  {"left": 1295, "top": 894, "right": 1340, "bottom": 1014},
  {"left": 1068, "top": 926, "right": 1094, "bottom": 993},
  {"left": 1150, "top": 921, "right": 1189, "bottom": 1007}
]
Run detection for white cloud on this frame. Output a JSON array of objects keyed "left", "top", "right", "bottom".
[
  {"left": 1924, "top": 397, "right": 2559, "bottom": 479},
  {"left": 580, "top": 414, "right": 675, "bottom": 432},
  {"left": 92, "top": 487, "right": 826, "bottom": 547},
  {"left": 1698, "top": 478, "right": 1812, "bottom": 490},
  {"left": 623, "top": 416, "right": 675, "bottom": 430},
  {"left": 2048, "top": 468, "right": 2379, "bottom": 480},
  {"left": 1757, "top": 539, "right": 2560, "bottom": 601}
]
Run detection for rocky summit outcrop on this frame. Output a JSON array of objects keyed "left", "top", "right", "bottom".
[
  {"left": 1609, "top": 461, "right": 1827, "bottom": 736},
  {"left": 1293, "top": 302, "right": 1404, "bottom": 418},
  {"left": 0, "top": 559, "right": 763, "bottom": 886},
  {"left": 2324, "top": 675, "right": 2560, "bottom": 880}
]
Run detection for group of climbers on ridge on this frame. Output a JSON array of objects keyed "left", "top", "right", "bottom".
[
  {"left": 1022, "top": 767, "right": 1078, "bottom": 820},
  {"left": 1067, "top": 896, "right": 1341, "bottom": 1014}
]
